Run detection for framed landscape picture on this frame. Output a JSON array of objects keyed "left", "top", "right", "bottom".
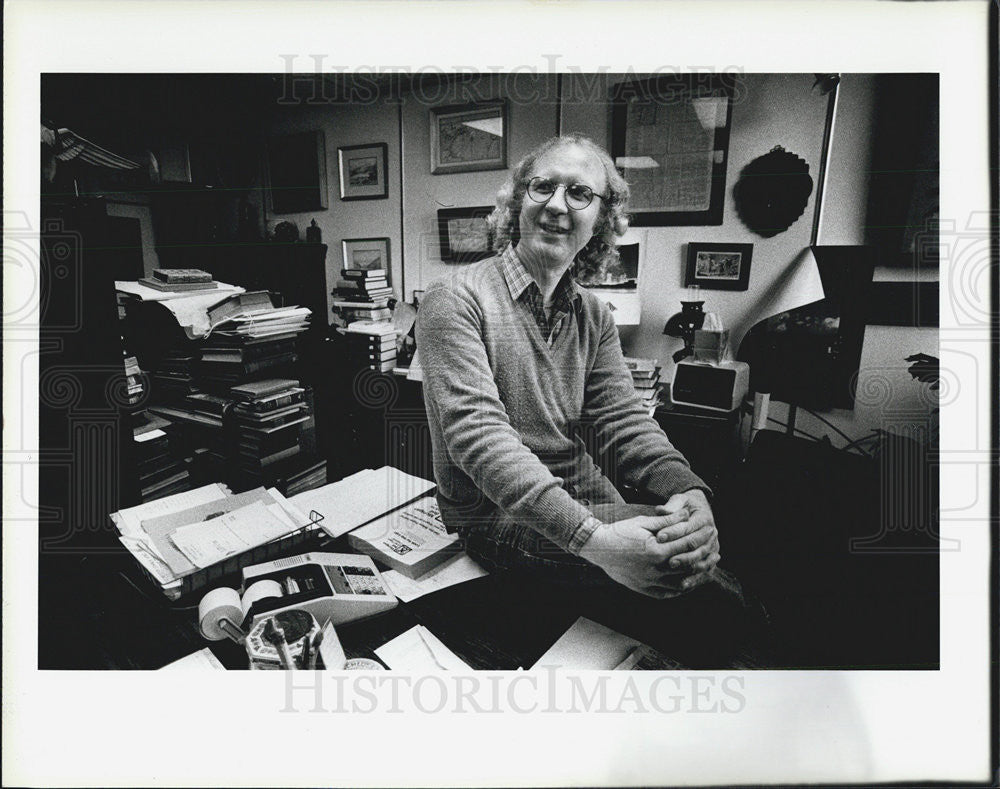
[
  {"left": 685, "top": 242, "right": 753, "bottom": 291},
  {"left": 438, "top": 206, "right": 495, "bottom": 263},
  {"left": 338, "top": 143, "right": 388, "bottom": 200},
  {"left": 266, "top": 130, "right": 328, "bottom": 214},
  {"left": 430, "top": 101, "right": 507, "bottom": 174},
  {"left": 342, "top": 237, "right": 391, "bottom": 283}
]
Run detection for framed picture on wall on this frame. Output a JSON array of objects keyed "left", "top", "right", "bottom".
[
  {"left": 265, "top": 130, "right": 328, "bottom": 214},
  {"left": 438, "top": 206, "right": 495, "bottom": 263},
  {"left": 430, "top": 101, "right": 507, "bottom": 174},
  {"left": 685, "top": 242, "right": 753, "bottom": 291},
  {"left": 610, "top": 75, "right": 736, "bottom": 226},
  {"left": 342, "top": 237, "right": 391, "bottom": 283},
  {"left": 338, "top": 143, "right": 388, "bottom": 200}
]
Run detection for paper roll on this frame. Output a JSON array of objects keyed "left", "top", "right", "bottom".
[
  {"left": 241, "top": 580, "right": 283, "bottom": 617},
  {"left": 198, "top": 587, "right": 243, "bottom": 641}
]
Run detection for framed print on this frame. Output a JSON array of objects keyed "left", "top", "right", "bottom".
[
  {"left": 610, "top": 75, "right": 736, "bottom": 226},
  {"left": 265, "top": 130, "right": 328, "bottom": 214},
  {"left": 342, "top": 237, "right": 391, "bottom": 283},
  {"left": 685, "top": 242, "right": 753, "bottom": 291},
  {"left": 338, "top": 143, "right": 388, "bottom": 201},
  {"left": 438, "top": 206, "right": 494, "bottom": 263},
  {"left": 430, "top": 100, "right": 507, "bottom": 174}
]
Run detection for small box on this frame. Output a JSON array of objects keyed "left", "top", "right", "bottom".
[{"left": 692, "top": 329, "right": 730, "bottom": 365}]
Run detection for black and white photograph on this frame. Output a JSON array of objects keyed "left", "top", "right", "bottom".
[
  {"left": 4, "top": 1, "right": 995, "bottom": 787},
  {"left": 686, "top": 242, "right": 754, "bottom": 290},
  {"left": 338, "top": 142, "right": 389, "bottom": 200}
]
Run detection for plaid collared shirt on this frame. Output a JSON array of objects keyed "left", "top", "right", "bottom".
[{"left": 498, "top": 245, "right": 581, "bottom": 346}]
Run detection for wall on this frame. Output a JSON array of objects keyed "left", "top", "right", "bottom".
[
  {"left": 413, "top": 72, "right": 936, "bottom": 444},
  {"left": 400, "top": 74, "right": 560, "bottom": 296},
  {"left": 255, "top": 96, "right": 403, "bottom": 318},
  {"left": 561, "top": 73, "right": 828, "bottom": 380}
]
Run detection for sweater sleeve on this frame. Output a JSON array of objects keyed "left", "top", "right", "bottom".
[
  {"left": 417, "top": 283, "right": 598, "bottom": 553},
  {"left": 581, "top": 305, "right": 711, "bottom": 501}
]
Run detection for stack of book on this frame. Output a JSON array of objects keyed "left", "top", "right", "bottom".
[
  {"left": 332, "top": 268, "right": 393, "bottom": 323},
  {"left": 624, "top": 356, "right": 663, "bottom": 410},
  {"left": 138, "top": 268, "right": 222, "bottom": 293},
  {"left": 151, "top": 349, "right": 199, "bottom": 399},
  {"left": 342, "top": 321, "right": 398, "bottom": 372},
  {"left": 124, "top": 355, "right": 145, "bottom": 407},
  {"left": 229, "top": 378, "right": 323, "bottom": 491},
  {"left": 133, "top": 411, "right": 191, "bottom": 502},
  {"left": 198, "top": 292, "right": 312, "bottom": 387}
]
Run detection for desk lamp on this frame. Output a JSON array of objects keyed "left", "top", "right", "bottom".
[{"left": 663, "top": 287, "right": 706, "bottom": 364}]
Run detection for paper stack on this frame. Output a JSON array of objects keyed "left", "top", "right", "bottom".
[
  {"left": 346, "top": 496, "right": 461, "bottom": 579},
  {"left": 112, "top": 482, "right": 313, "bottom": 599}
]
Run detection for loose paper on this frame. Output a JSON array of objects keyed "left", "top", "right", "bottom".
[
  {"left": 380, "top": 552, "right": 488, "bottom": 603},
  {"left": 288, "top": 466, "right": 435, "bottom": 539},
  {"left": 374, "top": 625, "right": 470, "bottom": 671},
  {"left": 170, "top": 500, "right": 294, "bottom": 569},
  {"left": 159, "top": 647, "right": 226, "bottom": 670},
  {"left": 531, "top": 617, "right": 643, "bottom": 670}
]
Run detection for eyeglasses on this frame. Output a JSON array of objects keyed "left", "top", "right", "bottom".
[{"left": 525, "top": 177, "right": 608, "bottom": 211}]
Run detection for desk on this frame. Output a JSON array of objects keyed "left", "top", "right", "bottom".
[
  {"left": 654, "top": 399, "right": 742, "bottom": 488},
  {"left": 39, "top": 535, "right": 582, "bottom": 670},
  {"left": 40, "top": 430, "right": 938, "bottom": 671}
]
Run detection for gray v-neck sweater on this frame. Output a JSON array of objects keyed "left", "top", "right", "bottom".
[{"left": 417, "top": 249, "right": 707, "bottom": 555}]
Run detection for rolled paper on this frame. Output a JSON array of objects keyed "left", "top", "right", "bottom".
[
  {"left": 241, "top": 579, "right": 283, "bottom": 618},
  {"left": 198, "top": 587, "right": 243, "bottom": 641}
]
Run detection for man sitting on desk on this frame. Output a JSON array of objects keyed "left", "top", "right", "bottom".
[{"left": 417, "top": 135, "right": 758, "bottom": 664}]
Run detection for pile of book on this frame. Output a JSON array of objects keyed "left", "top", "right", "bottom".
[
  {"left": 151, "top": 348, "right": 199, "bottom": 399},
  {"left": 229, "top": 378, "right": 325, "bottom": 493},
  {"left": 624, "top": 356, "right": 663, "bottom": 410},
  {"left": 332, "top": 267, "right": 393, "bottom": 324},
  {"left": 132, "top": 410, "right": 191, "bottom": 502},
  {"left": 342, "top": 321, "right": 398, "bottom": 372},
  {"left": 112, "top": 483, "right": 313, "bottom": 599},
  {"left": 199, "top": 291, "right": 312, "bottom": 386},
  {"left": 123, "top": 355, "right": 145, "bottom": 407},
  {"left": 138, "top": 268, "right": 222, "bottom": 293}
]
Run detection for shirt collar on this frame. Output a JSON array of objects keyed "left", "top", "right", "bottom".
[{"left": 498, "top": 244, "right": 583, "bottom": 313}]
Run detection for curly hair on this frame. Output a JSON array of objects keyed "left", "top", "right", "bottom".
[{"left": 487, "top": 134, "right": 630, "bottom": 282}]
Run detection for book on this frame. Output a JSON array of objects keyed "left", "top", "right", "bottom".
[
  {"left": 630, "top": 367, "right": 661, "bottom": 381},
  {"left": 232, "top": 388, "right": 306, "bottom": 414},
  {"left": 341, "top": 268, "right": 387, "bottom": 279},
  {"left": 200, "top": 338, "right": 297, "bottom": 363},
  {"left": 206, "top": 291, "right": 274, "bottom": 325},
  {"left": 347, "top": 348, "right": 396, "bottom": 367},
  {"left": 623, "top": 356, "right": 659, "bottom": 373},
  {"left": 344, "top": 334, "right": 396, "bottom": 351},
  {"left": 335, "top": 278, "right": 388, "bottom": 292},
  {"left": 181, "top": 393, "right": 233, "bottom": 417},
  {"left": 333, "top": 298, "right": 391, "bottom": 310},
  {"left": 346, "top": 496, "right": 460, "bottom": 579},
  {"left": 339, "top": 308, "right": 393, "bottom": 323},
  {"left": 138, "top": 277, "right": 221, "bottom": 292},
  {"left": 152, "top": 268, "right": 213, "bottom": 284},
  {"left": 344, "top": 321, "right": 397, "bottom": 337},
  {"left": 199, "top": 352, "right": 297, "bottom": 379},
  {"left": 229, "top": 378, "right": 300, "bottom": 401},
  {"left": 632, "top": 374, "right": 661, "bottom": 390}
]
